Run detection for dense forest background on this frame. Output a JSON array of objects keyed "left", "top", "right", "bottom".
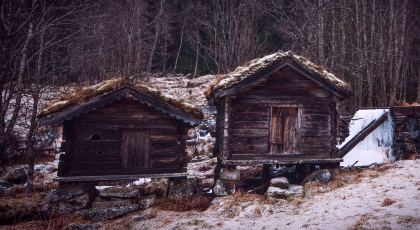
[{"left": 1, "top": 0, "right": 420, "bottom": 190}]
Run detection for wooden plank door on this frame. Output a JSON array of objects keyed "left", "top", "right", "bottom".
[
  {"left": 121, "top": 130, "right": 150, "bottom": 169},
  {"left": 270, "top": 107, "right": 299, "bottom": 154}
]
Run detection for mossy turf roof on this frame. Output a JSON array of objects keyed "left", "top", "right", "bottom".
[
  {"left": 39, "top": 77, "right": 203, "bottom": 120},
  {"left": 206, "top": 51, "right": 351, "bottom": 100}
]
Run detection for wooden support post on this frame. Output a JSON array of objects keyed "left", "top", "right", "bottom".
[{"left": 261, "top": 164, "right": 271, "bottom": 194}]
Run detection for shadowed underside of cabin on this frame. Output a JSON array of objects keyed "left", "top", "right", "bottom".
[{"left": 213, "top": 58, "right": 351, "bottom": 166}]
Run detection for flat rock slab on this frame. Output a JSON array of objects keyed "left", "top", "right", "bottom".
[
  {"left": 266, "top": 185, "right": 303, "bottom": 199},
  {"left": 44, "top": 193, "right": 90, "bottom": 218},
  {"left": 301, "top": 169, "right": 333, "bottom": 185},
  {"left": 220, "top": 168, "right": 240, "bottom": 181},
  {"left": 138, "top": 194, "right": 156, "bottom": 210},
  {"left": 99, "top": 188, "right": 140, "bottom": 199},
  {"left": 270, "top": 177, "right": 289, "bottom": 189},
  {"left": 89, "top": 204, "right": 139, "bottom": 222},
  {"left": 92, "top": 199, "right": 132, "bottom": 210},
  {"left": 45, "top": 184, "right": 97, "bottom": 203},
  {"left": 66, "top": 223, "right": 102, "bottom": 230},
  {"left": 213, "top": 179, "right": 236, "bottom": 196},
  {"left": 167, "top": 177, "right": 199, "bottom": 199}
]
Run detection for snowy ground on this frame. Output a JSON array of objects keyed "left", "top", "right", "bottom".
[{"left": 127, "top": 160, "right": 420, "bottom": 230}]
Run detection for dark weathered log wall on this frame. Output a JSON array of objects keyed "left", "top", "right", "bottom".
[
  {"left": 222, "top": 68, "right": 336, "bottom": 160},
  {"left": 59, "top": 98, "right": 188, "bottom": 177}
]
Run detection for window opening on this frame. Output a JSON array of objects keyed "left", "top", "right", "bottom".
[
  {"left": 91, "top": 134, "right": 101, "bottom": 140},
  {"left": 97, "top": 151, "right": 102, "bottom": 154}
]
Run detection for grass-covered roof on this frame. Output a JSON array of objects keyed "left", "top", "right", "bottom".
[
  {"left": 205, "top": 51, "right": 351, "bottom": 100},
  {"left": 39, "top": 77, "right": 203, "bottom": 120}
]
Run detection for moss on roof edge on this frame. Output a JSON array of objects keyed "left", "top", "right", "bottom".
[
  {"left": 39, "top": 77, "right": 204, "bottom": 120},
  {"left": 206, "top": 51, "right": 351, "bottom": 100}
]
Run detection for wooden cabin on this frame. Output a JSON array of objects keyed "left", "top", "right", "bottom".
[
  {"left": 207, "top": 51, "right": 352, "bottom": 167},
  {"left": 40, "top": 80, "right": 202, "bottom": 181}
]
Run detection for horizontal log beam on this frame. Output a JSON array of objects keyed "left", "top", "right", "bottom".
[{"left": 54, "top": 173, "right": 189, "bottom": 182}]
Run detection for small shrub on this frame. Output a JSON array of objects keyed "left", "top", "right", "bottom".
[{"left": 382, "top": 198, "right": 396, "bottom": 207}]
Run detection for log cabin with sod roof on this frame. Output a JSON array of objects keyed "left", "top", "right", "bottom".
[
  {"left": 39, "top": 78, "right": 203, "bottom": 182},
  {"left": 206, "top": 51, "right": 352, "bottom": 183}
]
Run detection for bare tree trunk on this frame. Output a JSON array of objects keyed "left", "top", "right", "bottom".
[
  {"left": 173, "top": 16, "right": 185, "bottom": 74},
  {"left": 146, "top": 0, "right": 164, "bottom": 73},
  {"left": 26, "top": 25, "right": 44, "bottom": 193},
  {"left": 0, "top": 22, "right": 33, "bottom": 157},
  {"left": 193, "top": 27, "right": 199, "bottom": 77},
  {"left": 318, "top": 0, "right": 324, "bottom": 64}
]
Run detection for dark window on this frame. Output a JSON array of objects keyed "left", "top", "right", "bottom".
[
  {"left": 91, "top": 134, "right": 101, "bottom": 140},
  {"left": 270, "top": 107, "right": 300, "bottom": 154},
  {"left": 97, "top": 151, "right": 102, "bottom": 154}
]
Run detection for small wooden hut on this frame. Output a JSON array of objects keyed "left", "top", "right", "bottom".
[
  {"left": 40, "top": 79, "right": 203, "bottom": 181},
  {"left": 206, "top": 51, "right": 352, "bottom": 169}
]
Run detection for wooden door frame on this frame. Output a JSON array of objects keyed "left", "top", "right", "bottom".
[
  {"left": 120, "top": 128, "right": 151, "bottom": 169},
  {"left": 268, "top": 106, "right": 302, "bottom": 154}
]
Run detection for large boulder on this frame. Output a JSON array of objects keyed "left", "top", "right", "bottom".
[
  {"left": 270, "top": 177, "right": 289, "bottom": 189},
  {"left": 167, "top": 177, "right": 200, "bottom": 200},
  {"left": 7, "top": 167, "right": 27, "bottom": 184},
  {"left": 89, "top": 204, "right": 139, "bottom": 222},
  {"left": 266, "top": 185, "right": 303, "bottom": 199},
  {"left": 45, "top": 184, "right": 98, "bottom": 203},
  {"left": 99, "top": 188, "right": 140, "bottom": 200},
  {"left": 213, "top": 179, "right": 236, "bottom": 196},
  {"left": 301, "top": 169, "right": 333, "bottom": 185}
]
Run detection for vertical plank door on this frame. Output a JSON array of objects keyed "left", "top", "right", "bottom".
[
  {"left": 121, "top": 130, "right": 150, "bottom": 169},
  {"left": 270, "top": 108, "right": 299, "bottom": 154}
]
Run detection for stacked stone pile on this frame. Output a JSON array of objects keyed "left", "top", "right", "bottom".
[
  {"left": 88, "top": 188, "right": 156, "bottom": 222},
  {"left": 44, "top": 184, "right": 98, "bottom": 218},
  {"left": 213, "top": 167, "right": 239, "bottom": 196},
  {"left": 266, "top": 177, "right": 303, "bottom": 199},
  {"left": 393, "top": 116, "right": 416, "bottom": 159}
]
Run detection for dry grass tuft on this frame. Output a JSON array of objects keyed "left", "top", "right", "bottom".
[
  {"left": 155, "top": 195, "right": 213, "bottom": 212},
  {"left": 204, "top": 74, "right": 228, "bottom": 100},
  {"left": 156, "top": 218, "right": 173, "bottom": 228},
  {"left": 135, "top": 178, "right": 168, "bottom": 198},
  {"left": 221, "top": 189, "right": 264, "bottom": 210},
  {"left": 397, "top": 215, "right": 420, "bottom": 225},
  {"left": 382, "top": 198, "right": 396, "bottom": 207},
  {"left": 351, "top": 213, "right": 377, "bottom": 230}
]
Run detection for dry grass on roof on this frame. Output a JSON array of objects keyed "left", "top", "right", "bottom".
[{"left": 39, "top": 77, "right": 203, "bottom": 120}]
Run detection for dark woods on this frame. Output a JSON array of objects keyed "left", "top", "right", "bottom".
[{"left": 1, "top": 0, "right": 420, "bottom": 190}]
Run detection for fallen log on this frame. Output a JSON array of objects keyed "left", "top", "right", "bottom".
[{"left": 339, "top": 112, "right": 389, "bottom": 158}]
